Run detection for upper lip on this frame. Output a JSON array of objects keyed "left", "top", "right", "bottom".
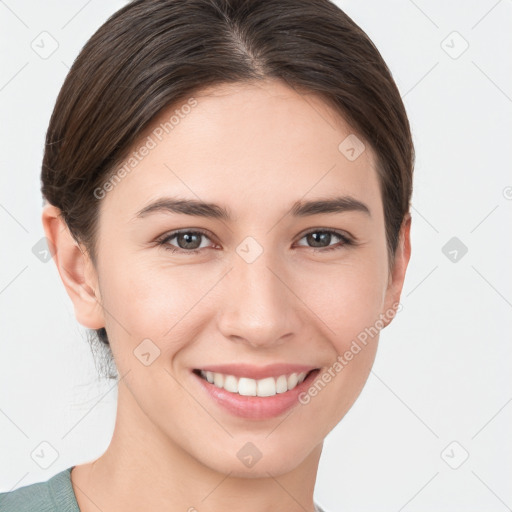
[{"left": 194, "top": 363, "right": 320, "bottom": 380}]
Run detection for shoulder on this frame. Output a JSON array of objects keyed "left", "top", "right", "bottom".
[{"left": 0, "top": 467, "right": 79, "bottom": 512}]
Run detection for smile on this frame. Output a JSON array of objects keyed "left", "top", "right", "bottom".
[{"left": 194, "top": 369, "right": 315, "bottom": 397}]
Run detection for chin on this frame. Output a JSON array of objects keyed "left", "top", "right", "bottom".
[{"left": 193, "top": 434, "right": 317, "bottom": 478}]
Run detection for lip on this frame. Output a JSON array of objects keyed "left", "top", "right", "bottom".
[
  {"left": 194, "top": 363, "right": 318, "bottom": 380},
  {"left": 192, "top": 367, "right": 321, "bottom": 420}
]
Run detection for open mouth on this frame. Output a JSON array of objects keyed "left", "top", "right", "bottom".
[{"left": 192, "top": 368, "right": 320, "bottom": 397}]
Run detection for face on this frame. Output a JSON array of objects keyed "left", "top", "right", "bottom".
[{"left": 49, "top": 79, "right": 410, "bottom": 477}]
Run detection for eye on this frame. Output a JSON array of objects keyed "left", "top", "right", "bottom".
[
  {"left": 295, "top": 229, "right": 353, "bottom": 252},
  {"left": 156, "top": 228, "right": 354, "bottom": 255},
  {"left": 156, "top": 229, "right": 215, "bottom": 254}
]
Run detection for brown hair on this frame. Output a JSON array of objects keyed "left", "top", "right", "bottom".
[{"left": 41, "top": 0, "right": 414, "bottom": 378}]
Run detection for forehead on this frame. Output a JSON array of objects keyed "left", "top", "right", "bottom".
[{"left": 103, "top": 79, "right": 382, "bottom": 222}]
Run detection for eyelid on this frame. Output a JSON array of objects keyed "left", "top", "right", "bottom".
[
  {"left": 156, "top": 227, "right": 215, "bottom": 243},
  {"left": 155, "top": 227, "right": 356, "bottom": 247},
  {"left": 296, "top": 227, "right": 354, "bottom": 242}
]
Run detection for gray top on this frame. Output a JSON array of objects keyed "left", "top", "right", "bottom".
[
  {"left": 0, "top": 466, "right": 327, "bottom": 511},
  {"left": 0, "top": 467, "right": 79, "bottom": 512}
]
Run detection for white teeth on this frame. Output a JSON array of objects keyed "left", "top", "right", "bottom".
[
  {"left": 276, "top": 375, "right": 288, "bottom": 393},
  {"left": 199, "top": 369, "right": 311, "bottom": 397},
  {"left": 238, "top": 377, "right": 257, "bottom": 396},
  {"left": 213, "top": 372, "right": 224, "bottom": 388},
  {"left": 287, "top": 373, "right": 298, "bottom": 390},
  {"left": 223, "top": 374, "right": 238, "bottom": 393},
  {"left": 257, "top": 377, "right": 276, "bottom": 397}
]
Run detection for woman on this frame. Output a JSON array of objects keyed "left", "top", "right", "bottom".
[{"left": 0, "top": 0, "right": 413, "bottom": 510}]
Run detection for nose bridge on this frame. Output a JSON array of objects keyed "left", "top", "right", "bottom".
[{"left": 217, "top": 248, "right": 299, "bottom": 347}]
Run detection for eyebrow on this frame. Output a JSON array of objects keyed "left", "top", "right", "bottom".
[{"left": 134, "top": 195, "right": 371, "bottom": 221}]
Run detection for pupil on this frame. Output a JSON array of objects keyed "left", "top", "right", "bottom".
[
  {"left": 177, "top": 232, "right": 332, "bottom": 250},
  {"left": 308, "top": 232, "right": 330, "bottom": 247},
  {"left": 179, "top": 233, "right": 200, "bottom": 249}
]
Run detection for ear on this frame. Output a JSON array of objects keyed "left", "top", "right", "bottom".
[
  {"left": 381, "top": 212, "right": 412, "bottom": 328},
  {"left": 41, "top": 204, "right": 105, "bottom": 330}
]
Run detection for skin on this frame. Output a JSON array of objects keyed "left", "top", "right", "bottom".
[{"left": 43, "top": 78, "right": 411, "bottom": 512}]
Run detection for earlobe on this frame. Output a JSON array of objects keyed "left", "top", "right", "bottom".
[
  {"left": 381, "top": 212, "right": 412, "bottom": 328},
  {"left": 41, "top": 204, "right": 105, "bottom": 330}
]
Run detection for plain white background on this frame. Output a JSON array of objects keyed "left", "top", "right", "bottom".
[{"left": 0, "top": 1, "right": 511, "bottom": 510}]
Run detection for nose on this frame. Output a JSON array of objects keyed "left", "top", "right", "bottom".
[{"left": 216, "top": 251, "right": 302, "bottom": 349}]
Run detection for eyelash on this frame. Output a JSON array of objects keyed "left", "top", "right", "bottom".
[{"left": 156, "top": 228, "right": 354, "bottom": 255}]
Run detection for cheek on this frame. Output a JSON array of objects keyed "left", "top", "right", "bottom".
[
  {"left": 98, "top": 256, "right": 218, "bottom": 359},
  {"left": 298, "top": 257, "right": 387, "bottom": 352},
  {"left": 292, "top": 262, "right": 386, "bottom": 435},
  {"left": 100, "top": 240, "right": 387, "bottom": 367}
]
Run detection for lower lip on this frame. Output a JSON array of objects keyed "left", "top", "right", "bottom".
[{"left": 192, "top": 369, "right": 321, "bottom": 420}]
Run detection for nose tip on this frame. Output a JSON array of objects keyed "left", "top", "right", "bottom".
[{"left": 216, "top": 259, "right": 300, "bottom": 349}]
